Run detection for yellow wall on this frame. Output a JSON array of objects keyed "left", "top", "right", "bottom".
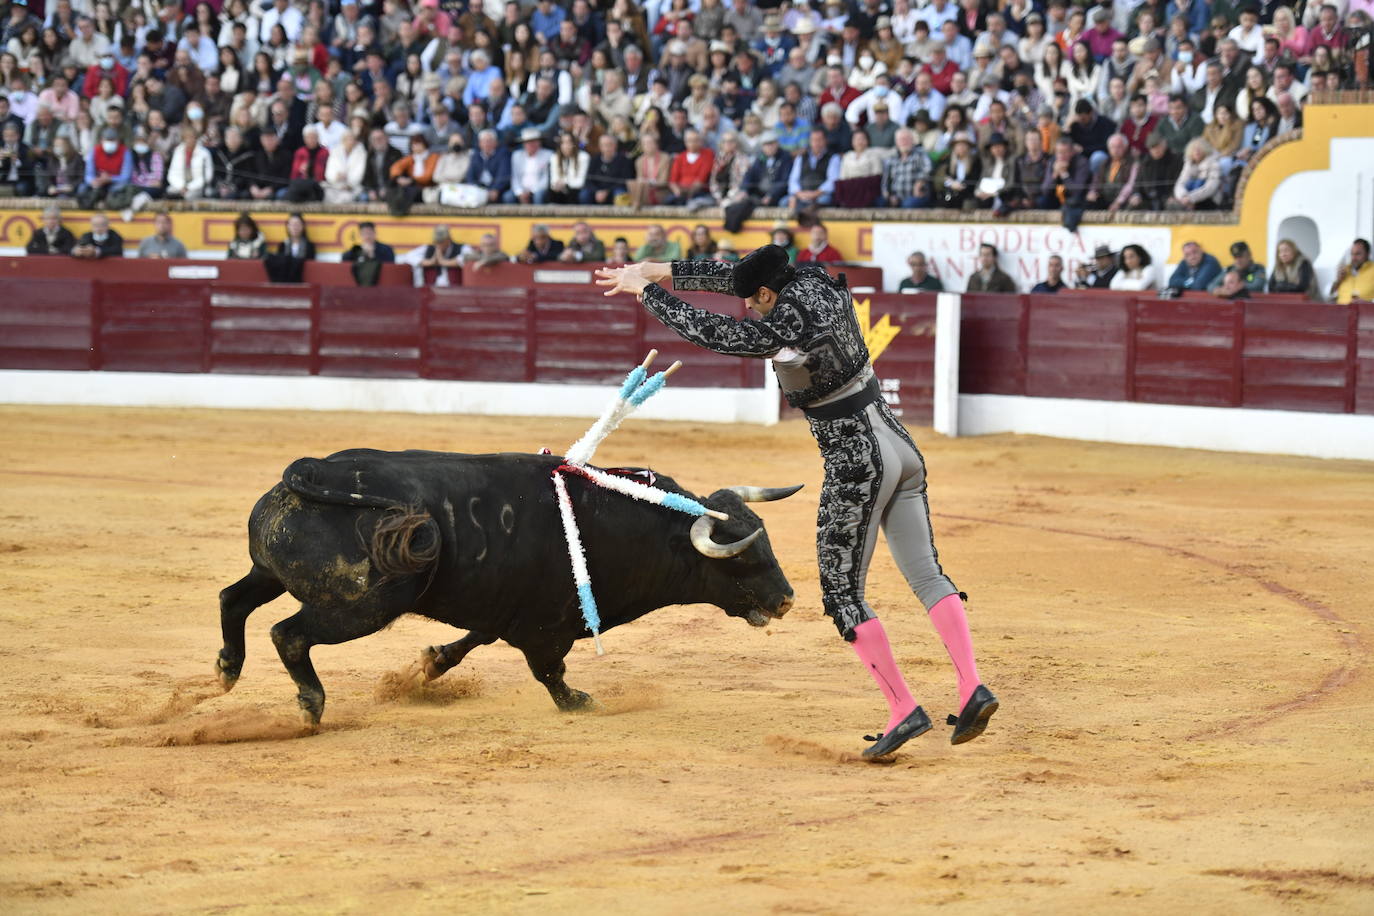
[{"left": 0, "top": 103, "right": 1362, "bottom": 264}]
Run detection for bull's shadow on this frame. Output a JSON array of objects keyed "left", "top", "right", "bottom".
[{"left": 217, "top": 449, "right": 799, "bottom": 727}]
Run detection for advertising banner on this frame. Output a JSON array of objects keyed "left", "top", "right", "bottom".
[{"left": 871, "top": 222, "right": 1173, "bottom": 292}]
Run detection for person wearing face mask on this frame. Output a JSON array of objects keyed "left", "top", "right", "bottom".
[
  {"left": 82, "top": 51, "right": 129, "bottom": 98},
  {"left": 78, "top": 126, "right": 132, "bottom": 208},
  {"left": 71, "top": 211, "right": 124, "bottom": 260},
  {"left": 843, "top": 74, "right": 898, "bottom": 127},
  {"left": 847, "top": 49, "right": 888, "bottom": 92}
]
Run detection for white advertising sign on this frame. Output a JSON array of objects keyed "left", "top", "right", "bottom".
[{"left": 871, "top": 222, "right": 1173, "bottom": 292}]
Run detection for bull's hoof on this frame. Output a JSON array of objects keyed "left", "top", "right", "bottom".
[
  {"left": 216, "top": 653, "right": 241, "bottom": 693},
  {"left": 297, "top": 692, "right": 324, "bottom": 728},
  {"left": 420, "top": 645, "right": 448, "bottom": 682},
  {"left": 557, "top": 689, "right": 596, "bottom": 712}
]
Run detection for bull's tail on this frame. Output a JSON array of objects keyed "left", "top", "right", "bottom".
[
  {"left": 283, "top": 458, "right": 440, "bottom": 583},
  {"left": 282, "top": 457, "right": 401, "bottom": 509},
  {"left": 365, "top": 507, "right": 441, "bottom": 582}
]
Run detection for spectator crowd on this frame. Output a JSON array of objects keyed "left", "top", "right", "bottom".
[{"left": 0, "top": 0, "right": 1364, "bottom": 221}]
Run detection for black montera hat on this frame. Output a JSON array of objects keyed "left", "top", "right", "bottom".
[{"left": 732, "top": 244, "right": 792, "bottom": 298}]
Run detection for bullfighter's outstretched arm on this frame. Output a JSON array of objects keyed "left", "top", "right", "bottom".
[
  {"left": 640, "top": 282, "right": 802, "bottom": 359},
  {"left": 665, "top": 259, "right": 735, "bottom": 295},
  {"left": 595, "top": 261, "right": 806, "bottom": 359}
]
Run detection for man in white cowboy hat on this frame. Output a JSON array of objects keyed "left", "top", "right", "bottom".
[{"left": 505, "top": 127, "right": 551, "bottom": 204}]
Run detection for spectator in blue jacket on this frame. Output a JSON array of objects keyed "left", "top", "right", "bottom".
[
  {"left": 465, "top": 129, "right": 512, "bottom": 204},
  {"left": 1167, "top": 240, "right": 1223, "bottom": 291}
]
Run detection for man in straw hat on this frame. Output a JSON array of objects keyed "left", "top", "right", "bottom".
[{"left": 594, "top": 247, "right": 998, "bottom": 758}]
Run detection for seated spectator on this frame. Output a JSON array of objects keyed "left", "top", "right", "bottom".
[
  {"left": 281, "top": 125, "right": 328, "bottom": 202},
  {"left": 881, "top": 128, "right": 933, "bottom": 209},
  {"left": 1330, "top": 239, "right": 1374, "bottom": 305},
  {"left": 1215, "top": 268, "right": 1252, "bottom": 300},
  {"left": 742, "top": 131, "right": 793, "bottom": 206},
  {"left": 387, "top": 133, "right": 438, "bottom": 213},
  {"left": 0, "top": 121, "right": 34, "bottom": 196},
  {"left": 1109, "top": 244, "right": 1157, "bottom": 291},
  {"left": 166, "top": 125, "right": 213, "bottom": 201},
  {"left": 211, "top": 127, "right": 255, "bottom": 199},
  {"left": 798, "top": 224, "right": 842, "bottom": 263},
  {"left": 710, "top": 132, "right": 752, "bottom": 207},
  {"left": 628, "top": 132, "right": 671, "bottom": 208},
  {"left": 687, "top": 224, "right": 718, "bottom": 260},
  {"left": 607, "top": 236, "right": 633, "bottom": 265},
  {"left": 226, "top": 212, "right": 267, "bottom": 260},
  {"left": 79, "top": 127, "right": 132, "bottom": 208},
  {"left": 1068, "top": 98, "right": 1116, "bottom": 172},
  {"left": 665, "top": 128, "right": 715, "bottom": 208},
  {"left": 249, "top": 129, "right": 292, "bottom": 200},
  {"left": 771, "top": 223, "right": 799, "bottom": 262},
  {"left": 1168, "top": 139, "right": 1222, "bottom": 210},
  {"left": 1031, "top": 254, "right": 1068, "bottom": 294},
  {"left": 1086, "top": 134, "right": 1137, "bottom": 214},
  {"left": 25, "top": 105, "right": 62, "bottom": 165},
  {"left": 936, "top": 133, "right": 981, "bottom": 209},
  {"left": 966, "top": 242, "right": 1018, "bottom": 293},
  {"left": 547, "top": 131, "right": 589, "bottom": 205},
  {"left": 137, "top": 211, "right": 188, "bottom": 259},
  {"left": 1235, "top": 97, "right": 1280, "bottom": 172},
  {"left": 341, "top": 220, "right": 396, "bottom": 281},
  {"left": 520, "top": 223, "right": 565, "bottom": 264},
  {"left": 420, "top": 225, "right": 463, "bottom": 275},
  {"left": 834, "top": 129, "right": 884, "bottom": 207},
  {"left": 261, "top": 212, "right": 313, "bottom": 282},
  {"left": 38, "top": 136, "right": 84, "bottom": 199},
  {"left": 1268, "top": 238, "right": 1320, "bottom": 300},
  {"left": 559, "top": 221, "right": 606, "bottom": 263},
  {"left": 461, "top": 233, "right": 510, "bottom": 269},
  {"left": 1119, "top": 94, "right": 1159, "bottom": 156},
  {"left": 582, "top": 133, "right": 633, "bottom": 205},
  {"left": 26, "top": 206, "right": 76, "bottom": 256},
  {"left": 712, "top": 238, "right": 739, "bottom": 263},
  {"left": 1075, "top": 245, "right": 1117, "bottom": 289},
  {"left": 899, "top": 250, "right": 943, "bottom": 292},
  {"left": 1130, "top": 131, "right": 1181, "bottom": 211},
  {"left": 1167, "top": 241, "right": 1223, "bottom": 291},
  {"left": 277, "top": 215, "right": 312, "bottom": 264},
  {"left": 323, "top": 130, "right": 366, "bottom": 204},
  {"left": 1209, "top": 241, "right": 1266, "bottom": 294},
  {"left": 787, "top": 128, "right": 840, "bottom": 216},
  {"left": 973, "top": 132, "right": 1013, "bottom": 213},
  {"left": 634, "top": 224, "right": 682, "bottom": 262},
  {"left": 71, "top": 211, "right": 123, "bottom": 259},
  {"left": 505, "top": 127, "right": 550, "bottom": 204},
  {"left": 426, "top": 135, "right": 471, "bottom": 205},
  {"left": 1157, "top": 94, "right": 1203, "bottom": 157},
  {"left": 1005, "top": 129, "right": 1048, "bottom": 211},
  {"left": 465, "top": 129, "right": 512, "bottom": 205},
  {"left": 1037, "top": 137, "right": 1089, "bottom": 210}
]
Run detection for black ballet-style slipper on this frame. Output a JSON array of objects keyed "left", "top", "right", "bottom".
[
  {"left": 946, "top": 685, "right": 998, "bottom": 745},
  {"left": 862, "top": 706, "right": 933, "bottom": 758}
]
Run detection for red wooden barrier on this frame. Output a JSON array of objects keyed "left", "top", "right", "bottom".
[
  {"left": 317, "top": 286, "right": 425, "bottom": 378},
  {"left": 959, "top": 293, "right": 1028, "bottom": 396},
  {"left": 208, "top": 285, "right": 315, "bottom": 376},
  {"left": 1133, "top": 299, "right": 1241, "bottom": 408},
  {"left": 425, "top": 287, "right": 530, "bottom": 382},
  {"left": 1357, "top": 304, "right": 1374, "bottom": 416},
  {"left": 0, "top": 277, "right": 96, "bottom": 370},
  {"left": 1241, "top": 301, "right": 1352, "bottom": 413},
  {"left": 0, "top": 255, "right": 410, "bottom": 286},
  {"left": 1025, "top": 294, "right": 1130, "bottom": 400}
]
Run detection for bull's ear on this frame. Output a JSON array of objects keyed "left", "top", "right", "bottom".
[{"left": 726, "top": 484, "right": 804, "bottom": 503}]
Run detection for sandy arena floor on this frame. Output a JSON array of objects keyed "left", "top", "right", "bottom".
[{"left": 0, "top": 404, "right": 1371, "bottom": 913}]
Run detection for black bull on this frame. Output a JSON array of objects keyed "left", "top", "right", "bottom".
[{"left": 217, "top": 449, "right": 800, "bottom": 725}]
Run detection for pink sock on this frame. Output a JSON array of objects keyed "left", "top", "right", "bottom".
[
  {"left": 851, "top": 618, "right": 918, "bottom": 732},
  {"left": 929, "top": 593, "right": 981, "bottom": 707}
]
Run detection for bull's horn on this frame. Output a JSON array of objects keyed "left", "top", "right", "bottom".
[
  {"left": 726, "top": 484, "right": 804, "bottom": 503},
  {"left": 690, "top": 515, "right": 763, "bottom": 559}
]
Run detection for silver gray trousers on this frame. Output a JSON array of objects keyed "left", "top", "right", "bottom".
[{"left": 808, "top": 399, "right": 959, "bottom": 641}]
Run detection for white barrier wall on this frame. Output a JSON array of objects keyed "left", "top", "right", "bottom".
[{"left": 0, "top": 371, "right": 781, "bottom": 426}]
